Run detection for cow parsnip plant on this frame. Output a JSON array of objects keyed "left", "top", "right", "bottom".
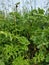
[{"left": 0, "top": 8, "right": 49, "bottom": 65}]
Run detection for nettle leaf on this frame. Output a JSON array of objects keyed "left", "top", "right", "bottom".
[
  {"left": 20, "top": 45, "right": 28, "bottom": 51},
  {"left": 3, "top": 44, "right": 17, "bottom": 61},
  {"left": 0, "top": 31, "right": 12, "bottom": 41},
  {"left": 12, "top": 56, "right": 29, "bottom": 65},
  {"left": 33, "top": 50, "right": 45, "bottom": 63},
  {"left": 16, "top": 36, "right": 30, "bottom": 45}
]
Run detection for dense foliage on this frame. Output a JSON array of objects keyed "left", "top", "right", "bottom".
[{"left": 0, "top": 8, "right": 49, "bottom": 65}]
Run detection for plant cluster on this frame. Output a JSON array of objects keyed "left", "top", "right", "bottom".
[{"left": 0, "top": 8, "right": 49, "bottom": 65}]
